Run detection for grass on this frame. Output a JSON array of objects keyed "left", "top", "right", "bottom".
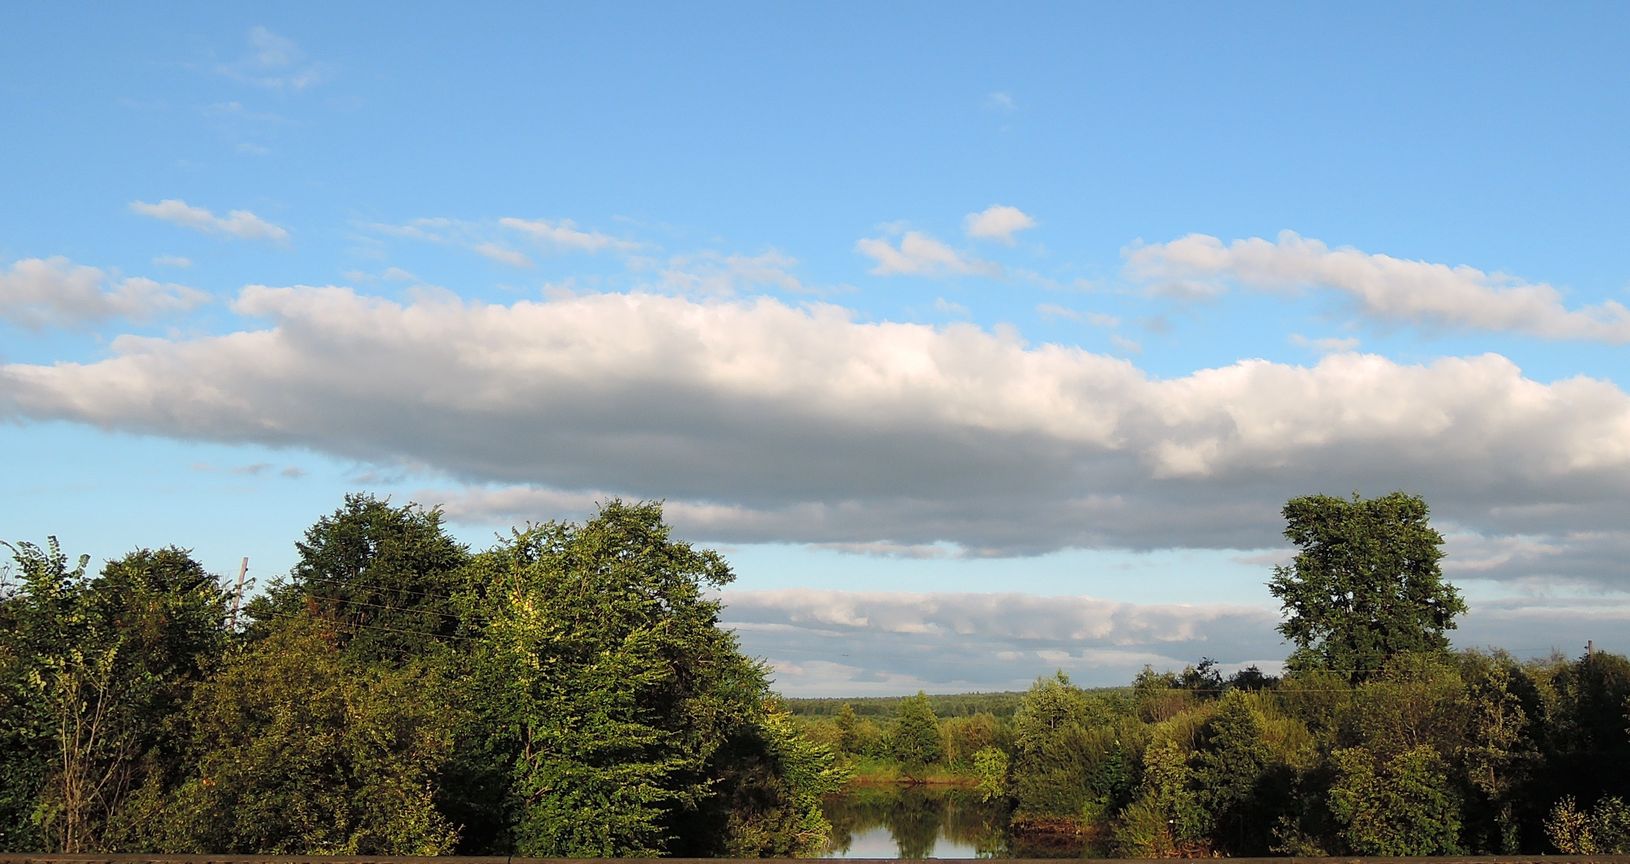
[{"left": 841, "top": 753, "right": 979, "bottom": 787}]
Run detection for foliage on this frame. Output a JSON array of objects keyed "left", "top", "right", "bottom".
[
  {"left": 1269, "top": 492, "right": 1466, "bottom": 683},
  {"left": 973, "top": 746, "right": 1008, "bottom": 802},
  {"left": 1546, "top": 795, "right": 1630, "bottom": 854},
  {"left": 940, "top": 712, "right": 1003, "bottom": 766},
  {"left": 890, "top": 692, "right": 944, "bottom": 779},
  {"left": 461, "top": 500, "right": 838, "bottom": 857},
  {"left": 151, "top": 617, "right": 458, "bottom": 854},
  {"left": 1328, "top": 744, "right": 1462, "bottom": 855},
  {"left": 0, "top": 541, "right": 227, "bottom": 853},
  {"left": 1190, "top": 693, "right": 1286, "bottom": 855},
  {"left": 248, "top": 493, "right": 469, "bottom": 665},
  {"left": 7, "top": 491, "right": 1630, "bottom": 858},
  {"left": 1113, "top": 738, "right": 1210, "bottom": 857}
]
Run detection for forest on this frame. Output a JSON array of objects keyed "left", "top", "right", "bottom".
[{"left": 2, "top": 491, "right": 1628, "bottom": 856}]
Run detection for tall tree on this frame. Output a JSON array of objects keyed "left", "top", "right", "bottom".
[
  {"left": 247, "top": 493, "right": 469, "bottom": 665},
  {"left": 0, "top": 541, "right": 227, "bottom": 852},
  {"left": 461, "top": 500, "right": 839, "bottom": 856},
  {"left": 891, "top": 692, "right": 943, "bottom": 781},
  {"left": 1268, "top": 492, "right": 1466, "bottom": 683},
  {"left": 152, "top": 617, "right": 458, "bottom": 855}
]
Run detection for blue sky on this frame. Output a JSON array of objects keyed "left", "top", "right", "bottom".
[{"left": 4, "top": 3, "right": 1629, "bottom": 694}]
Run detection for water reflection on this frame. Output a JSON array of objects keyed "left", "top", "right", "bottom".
[
  {"left": 818, "top": 785, "right": 1113, "bottom": 859},
  {"left": 820, "top": 785, "right": 1006, "bottom": 859}
]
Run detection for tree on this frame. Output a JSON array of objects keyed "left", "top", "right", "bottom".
[
  {"left": 1191, "top": 693, "right": 1284, "bottom": 855},
  {"left": 460, "top": 500, "right": 839, "bottom": 856},
  {"left": 0, "top": 541, "right": 227, "bottom": 853},
  {"left": 1268, "top": 492, "right": 1466, "bottom": 683},
  {"left": 835, "top": 703, "right": 861, "bottom": 753},
  {"left": 1328, "top": 745, "right": 1462, "bottom": 855},
  {"left": 247, "top": 493, "right": 469, "bottom": 665},
  {"left": 153, "top": 618, "right": 458, "bottom": 855},
  {"left": 891, "top": 692, "right": 943, "bottom": 780},
  {"left": 972, "top": 746, "right": 1008, "bottom": 803},
  {"left": 1546, "top": 795, "right": 1630, "bottom": 854}
]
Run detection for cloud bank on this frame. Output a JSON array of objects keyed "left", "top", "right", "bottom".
[
  {"left": 4, "top": 286, "right": 1629, "bottom": 588},
  {"left": 717, "top": 588, "right": 1621, "bottom": 694}
]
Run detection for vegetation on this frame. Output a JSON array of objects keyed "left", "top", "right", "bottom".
[
  {"left": 0, "top": 497, "right": 843, "bottom": 856},
  {"left": 4, "top": 489, "right": 1627, "bottom": 857},
  {"left": 784, "top": 492, "right": 1630, "bottom": 857}
]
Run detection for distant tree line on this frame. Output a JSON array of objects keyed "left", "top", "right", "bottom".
[
  {"left": 0, "top": 496, "right": 844, "bottom": 856},
  {"left": 790, "top": 493, "right": 1630, "bottom": 856}
]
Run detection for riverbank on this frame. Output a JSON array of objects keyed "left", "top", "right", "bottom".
[{"left": 840, "top": 754, "right": 980, "bottom": 786}]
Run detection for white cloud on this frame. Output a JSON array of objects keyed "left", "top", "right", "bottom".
[
  {"left": 219, "top": 26, "right": 326, "bottom": 91},
  {"left": 152, "top": 255, "right": 192, "bottom": 269},
  {"left": 1290, "top": 333, "right": 1361, "bottom": 353},
  {"left": 1036, "top": 303, "right": 1078, "bottom": 321},
  {"left": 1109, "top": 334, "right": 1142, "bottom": 355},
  {"left": 7, "top": 286, "right": 1630, "bottom": 590},
  {"left": 933, "top": 297, "right": 970, "bottom": 318},
  {"left": 1127, "top": 230, "right": 1630, "bottom": 342},
  {"left": 499, "top": 217, "right": 636, "bottom": 254},
  {"left": 722, "top": 589, "right": 1283, "bottom": 694},
  {"left": 645, "top": 250, "right": 806, "bottom": 296},
  {"left": 717, "top": 586, "right": 1630, "bottom": 694},
  {"left": 0, "top": 257, "right": 209, "bottom": 329},
  {"left": 856, "top": 231, "right": 998, "bottom": 277},
  {"left": 130, "top": 199, "right": 289, "bottom": 243},
  {"left": 964, "top": 204, "right": 1037, "bottom": 244},
  {"left": 472, "top": 242, "right": 533, "bottom": 268},
  {"left": 984, "top": 91, "right": 1018, "bottom": 112}
]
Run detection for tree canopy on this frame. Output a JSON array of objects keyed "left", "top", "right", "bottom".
[{"left": 1268, "top": 492, "right": 1466, "bottom": 682}]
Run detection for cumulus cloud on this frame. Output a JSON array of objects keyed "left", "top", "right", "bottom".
[
  {"left": 856, "top": 231, "right": 998, "bottom": 277},
  {"left": 718, "top": 587, "right": 1628, "bottom": 694},
  {"left": 1127, "top": 231, "right": 1630, "bottom": 342},
  {"left": 964, "top": 205, "right": 1037, "bottom": 244},
  {"left": 6, "top": 287, "right": 1630, "bottom": 589},
  {"left": 0, "top": 257, "right": 209, "bottom": 329},
  {"left": 721, "top": 589, "right": 1285, "bottom": 694},
  {"left": 499, "top": 217, "right": 637, "bottom": 254},
  {"left": 130, "top": 199, "right": 289, "bottom": 243}
]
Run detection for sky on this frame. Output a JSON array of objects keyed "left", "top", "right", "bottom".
[{"left": 3, "top": 3, "right": 1629, "bottom": 696}]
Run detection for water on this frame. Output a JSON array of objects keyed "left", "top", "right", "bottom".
[{"left": 817, "top": 785, "right": 1107, "bottom": 859}]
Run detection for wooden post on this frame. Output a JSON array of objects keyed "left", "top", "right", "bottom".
[{"left": 229, "top": 556, "right": 248, "bottom": 631}]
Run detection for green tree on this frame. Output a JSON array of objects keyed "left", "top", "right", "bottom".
[
  {"left": 891, "top": 692, "right": 943, "bottom": 780},
  {"left": 153, "top": 617, "right": 458, "bottom": 854},
  {"left": 1546, "top": 795, "right": 1630, "bottom": 854},
  {"left": 1458, "top": 651, "right": 1539, "bottom": 852},
  {"left": 835, "top": 703, "right": 861, "bottom": 753},
  {"left": 461, "top": 500, "right": 838, "bottom": 856},
  {"left": 1328, "top": 744, "right": 1462, "bottom": 854},
  {"left": 0, "top": 541, "right": 228, "bottom": 853},
  {"left": 248, "top": 493, "right": 469, "bottom": 665},
  {"left": 1114, "top": 738, "right": 1211, "bottom": 857},
  {"left": 1268, "top": 492, "right": 1466, "bottom": 683},
  {"left": 972, "top": 746, "right": 1008, "bottom": 803},
  {"left": 1191, "top": 693, "right": 1285, "bottom": 855}
]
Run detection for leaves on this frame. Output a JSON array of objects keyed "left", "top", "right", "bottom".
[{"left": 1269, "top": 492, "right": 1466, "bottom": 683}]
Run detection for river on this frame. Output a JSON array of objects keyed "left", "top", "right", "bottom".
[{"left": 817, "top": 785, "right": 1110, "bottom": 859}]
